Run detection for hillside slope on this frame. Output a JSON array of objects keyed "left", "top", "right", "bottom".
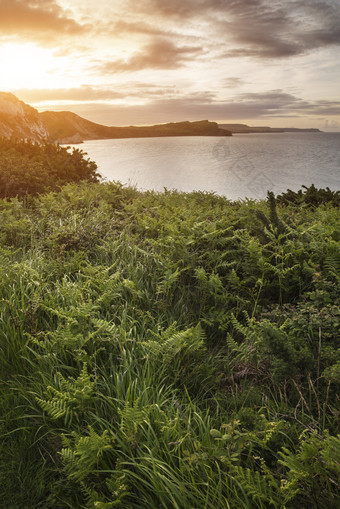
[
  {"left": 0, "top": 92, "right": 49, "bottom": 142},
  {"left": 0, "top": 92, "right": 232, "bottom": 143},
  {"left": 40, "top": 111, "right": 232, "bottom": 143}
]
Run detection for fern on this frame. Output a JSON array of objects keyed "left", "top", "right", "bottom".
[
  {"left": 226, "top": 333, "right": 253, "bottom": 366},
  {"left": 143, "top": 324, "right": 205, "bottom": 364},
  {"left": 36, "top": 363, "right": 94, "bottom": 425},
  {"left": 156, "top": 267, "right": 183, "bottom": 295},
  {"left": 60, "top": 426, "right": 115, "bottom": 482},
  {"left": 323, "top": 250, "right": 340, "bottom": 281},
  {"left": 256, "top": 191, "right": 287, "bottom": 238},
  {"left": 279, "top": 432, "right": 340, "bottom": 478},
  {"left": 226, "top": 313, "right": 261, "bottom": 370},
  {"left": 118, "top": 397, "right": 147, "bottom": 440},
  {"left": 229, "top": 464, "right": 283, "bottom": 507}
]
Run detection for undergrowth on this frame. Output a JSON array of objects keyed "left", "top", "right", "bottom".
[{"left": 0, "top": 180, "right": 339, "bottom": 508}]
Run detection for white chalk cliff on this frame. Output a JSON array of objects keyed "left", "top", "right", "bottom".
[{"left": 0, "top": 92, "right": 49, "bottom": 142}]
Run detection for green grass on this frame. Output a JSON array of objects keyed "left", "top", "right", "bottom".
[{"left": 0, "top": 180, "right": 339, "bottom": 508}]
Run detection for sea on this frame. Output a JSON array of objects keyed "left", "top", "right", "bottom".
[{"left": 67, "top": 132, "right": 340, "bottom": 200}]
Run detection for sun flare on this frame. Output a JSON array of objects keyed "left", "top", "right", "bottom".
[{"left": 0, "top": 42, "right": 58, "bottom": 90}]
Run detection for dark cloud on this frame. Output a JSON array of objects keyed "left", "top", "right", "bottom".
[
  {"left": 217, "top": 0, "right": 340, "bottom": 58},
  {"left": 123, "top": 90, "right": 309, "bottom": 122},
  {"left": 216, "top": 91, "right": 340, "bottom": 118},
  {"left": 93, "top": 38, "right": 203, "bottom": 72},
  {"left": 304, "top": 100, "right": 340, "bottom": 116},
  {"left": 2, "top": 0, "right": 340, "bottom": 61},
  {"left": 135, "top": 0, "right": 340, "bottom": 58},
  {"left": 223, "top": 77, "right": 246, "bottom": 88},
  {"left": 0, "top": 0, "right": 89, "bottom": 42},
  {"left": 3, "top": 0, "right": 339, "bottom": 61}
]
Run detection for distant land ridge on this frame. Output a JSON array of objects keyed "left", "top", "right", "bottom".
[
  {"left": 0, "top": 92, "right": 231, "bottom": 142},
  {"left": 219, "top": 123, "right": 321, "bottom": 133},
  {"left": 40, "top": 111, "right": 232, "bottom": 143},
  {"left": 0, "top": 92, "right": 322, "bottom": 143}
]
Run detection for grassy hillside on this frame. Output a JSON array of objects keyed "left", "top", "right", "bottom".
[{"left": 0, "top": 145, "right": 339, "bottom": 508}]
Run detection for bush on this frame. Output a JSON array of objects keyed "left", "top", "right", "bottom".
[{"left": 0, "top": 137, "right": 99, "bottom": 198}]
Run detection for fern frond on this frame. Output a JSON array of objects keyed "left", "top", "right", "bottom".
[
  {"left": 36, "top": 363, "right": 94, "bottom": 424},
  {"left": 142, "top": 324, "right": 205, "bottom": 365},
  {"left": 61, "top": 427, "right": 114, "bottom": 482},
  {"left": 229, "top": 464, "right": 282, "bottom": 506}
]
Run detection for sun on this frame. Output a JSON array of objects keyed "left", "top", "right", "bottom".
[{"left": 0, "top": 42, "right": 58, "bottom": 90}]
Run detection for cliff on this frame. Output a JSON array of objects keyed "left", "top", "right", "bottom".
[
  {"left": 0, "top": 92, "right": 49, "bottom": 142},
  {"left": 0, "top": 92, "right": 321, "bottom": 144},
  {"left": 40, "top": 111, "right": 232, "bottom": 143},
  {"left": 0, "top": 93, "right": 232, "bottom": 143}
]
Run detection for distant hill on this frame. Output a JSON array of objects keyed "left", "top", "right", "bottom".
[
  {"left": 0, "top": 92, "right": 49, "bottom": 142},
  {"left": 40, "top": 111, "right": 232, "bottom": 143},
  {"left": 0, "top": 92, "right": 231, "bottom": 143},
  {"left": 0, "top": 92, "right": 322, "bottom": 144},
  {"left": 219, "top": 123, "right": 321, "bottom": 133}
]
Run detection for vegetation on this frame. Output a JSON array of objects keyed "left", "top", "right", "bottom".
[
  {"left": 0, "top": 143, "right": 339, "bottom": 508},
  {"left": 0, "top": 138, "right": 99, "bottom": 198},
  {"left": 277, "top": 184, "right": 340, "bottom": 208}
]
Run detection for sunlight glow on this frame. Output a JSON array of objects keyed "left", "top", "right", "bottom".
[{"left": 0, "top": 43, "right": 58, "bottom": 89}]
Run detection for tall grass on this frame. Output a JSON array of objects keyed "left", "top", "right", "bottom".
[{"left": 1, "top": 182, "right": 339, "bottom": 508}]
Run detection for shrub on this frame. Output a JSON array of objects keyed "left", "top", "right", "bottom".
[{"left": 0, "top": 137, "right": 99, "bottom": 198}]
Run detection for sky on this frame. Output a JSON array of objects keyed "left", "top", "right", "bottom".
[{"left": 1, "top": 0, "right": 340, "bottom": 130}]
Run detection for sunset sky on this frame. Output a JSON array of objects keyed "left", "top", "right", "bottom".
[{"left": 1, "top": 0, "right": 340, "bottom": 130}]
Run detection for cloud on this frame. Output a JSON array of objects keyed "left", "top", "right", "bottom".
[
  {"left": 304, "top": 100, "right": 340, "bottom": 116},
  {"left": 0, "top": 0, "right": 89, "bottom": 42},
  {"left": 28, "top": 88, "right": 340, "bottom": 126},
  {"left": 112, "top": 20, "right": 170, "bottom": 37},
  {"left": 13, "top": 86, "right": 124, "bottom": 103},
  {"left": 135, "top": 0, "right": 340, "bottom": 59},
  {"left": 93, "top": 38, "right": 203, "bottom": 72},
  {"left": 2, "top": 0, "right": 340, "bottom": 61},
  {"left": 134, "top": 0, "right": 223, "bottom": 20},
  {"left": 217, "top": 0, "right": 340, "bottom": 58},
  {"left": 14, "top": 84, "right": 179, "bottom": 104},
  {"left": 218, "top": 90, "right": 340, "bottom": 117},
  {"left": 13, "top": 85, "right": 340, "bottom": 125},
  {"left": 223, "top": 77, "right": 246, "bottom": 88},
  {"left": 146, "top": 90, "right": 340, "bottom": 122},
  {"left": 322, "top": 119, "right": 340, "bottom": 129}
]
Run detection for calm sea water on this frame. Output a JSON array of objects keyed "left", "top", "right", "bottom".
[{"left": 68, "top": 132, "right": 340, "bottom": 200}]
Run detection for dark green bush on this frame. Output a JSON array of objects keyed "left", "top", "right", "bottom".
[
  {"left": 277, "top": 184, "right": 340, "bottom": 207},
  {"left": 0, "top": 137, "right": 99, "bottom": 198}
]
